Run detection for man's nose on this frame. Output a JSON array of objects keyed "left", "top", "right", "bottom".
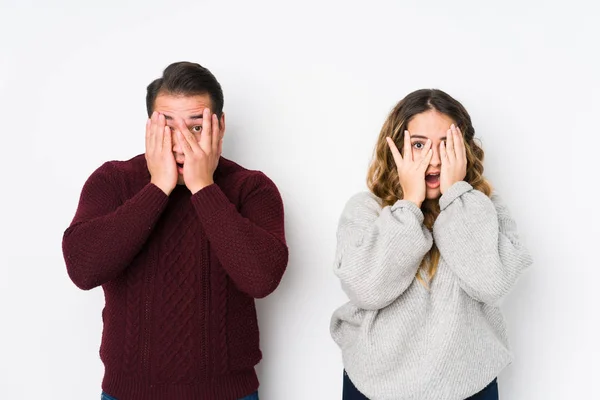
[{"left": 171, "top": 129, "right": 183, "bottom": 154}]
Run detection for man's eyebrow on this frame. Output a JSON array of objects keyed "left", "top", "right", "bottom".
[{"left": 162, "top": 114, "right": 204, "bottom": 121}]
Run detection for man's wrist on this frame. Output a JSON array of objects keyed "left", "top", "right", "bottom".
[
  {"left": 150, "top": 179, "right": 173, "bottom": 196},
  {"left": 189, "top": 180, "right": 214, "bottom": 195}
]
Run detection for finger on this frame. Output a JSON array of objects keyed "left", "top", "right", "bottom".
[
  {"left": 145, "top": 114, "right": 153, "bottom": 139},
  {"left": 421, "top": 148, "right": 433, "bottom": 170},
  {"left": 446, "top": 125, "right": 455, "bottom": 159},
  {"left": 200, "top": 108, "right": 212, "bottom": 151},
  {"left": 218, "top": 138, "right": 223, "bottom": 156},
  {"left": 145, "top": 117, "right": 152, "bottom": 151},
  {"left": 403, "top": 131, "right": 413, "bottom": 162},
  {"left": 176, "top": 130, "right": 194, "bottom": 156},
  {"left": 417, "top": 139, "right": 432, "bottom": 161},
  {"left": 174, "top": 116, "right": 200, "bottom": 152},
  {"left": 150, "top": 111, "right": 158, "bottom": 131},
  {"left": 155, "top": 113, "right": 166, "bottom": 150},
  {"left": 416, "top": 139, "right": 432, "bottom": 170},
  {"left": 148, "top": 112, "right": 158, "bottom": 150},
  {"left": 172, "top": 115, "right": 186, "bottom": 133},
  {"left": 163, "top": 126, "right": 171, "bottom": 151},
  {"left": 386, "top": 137, "right": 403, "bottom": 167},
  {"left": 172, "top": 116, "right": 187, "bottom": 136},
  {"left": 211, "top": 114, "right": 220, "bottom": 154},
  {"left": 455, "top": 126, "right": 467, "bottom": 163},
  {"left": 440, "top": 140, "right": 447, "bottom": 163}
]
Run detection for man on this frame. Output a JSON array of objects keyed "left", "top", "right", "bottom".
[{"left": 62, "top": 62, "right": 288, "bottom": 400}]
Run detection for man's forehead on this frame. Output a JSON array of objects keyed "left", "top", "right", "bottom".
[{"left": 155, "top": 94, "right": 212, "bottom": 112}]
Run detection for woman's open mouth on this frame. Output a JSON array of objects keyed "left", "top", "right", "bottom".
[{"left": 425, "top": 173, "right": 440, "bottom": 189}]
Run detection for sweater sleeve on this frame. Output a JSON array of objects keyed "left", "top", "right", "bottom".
[
  {"left": 433, "top": 181, "right": 533, "bottom": 305},
  {"left": 62, "top": 162, "right": 169, "bottom": 290},
  {"left": 190, "top": 172, "right": 288, "bottom": 299},
  {"left": 333, "top": 192, "right": 433, "bottom": 311}
]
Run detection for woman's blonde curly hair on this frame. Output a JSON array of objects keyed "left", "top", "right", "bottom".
[{"left": 367, "top": 89, "right": 493, "bottom": 288}]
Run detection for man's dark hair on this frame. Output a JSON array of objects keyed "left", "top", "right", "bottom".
[{"left": 146, "top": 61, "right": 224, "bottom": 118}]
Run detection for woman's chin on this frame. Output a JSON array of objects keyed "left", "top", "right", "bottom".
[{"left": 426, "top": 188, "right": 441, "bottom": 200}]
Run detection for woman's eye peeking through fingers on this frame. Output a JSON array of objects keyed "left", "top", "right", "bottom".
[
  {"left": 191, "top": 125, "right": 203, "bottom": 133},
  {"left": 413, "top": 141, "right": 425, "bottom": 151}
]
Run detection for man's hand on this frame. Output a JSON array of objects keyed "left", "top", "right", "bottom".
[
  {"left": 386, "top": 131, "right": 433, "bottom": 208},
  {"left": 146, "top": 112, "right": 177, "bottom": 195},
  {"left": 174, "top": 108, "right": 223, "bottom": 194},
  {"left": 440, "top": 124, "right": 467, "bottom": 194}
]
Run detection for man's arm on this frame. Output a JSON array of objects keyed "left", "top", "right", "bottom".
[
  {"left": 62, "top": 162, "right": 169, "bottom": 290},
  {"left": 191, "top": 173, "right": 288, "bottom": 298},
  {"left": 64, "top": 112, "right": 179, "bottom": 290}
]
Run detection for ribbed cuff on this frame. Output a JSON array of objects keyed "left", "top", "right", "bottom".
[
  {"left": 439, "top": 181, "right": 473, "bottom": 211},
  {"left": 391, "top": 199, "right": 426, "bottom": 223},
  {"left": 136, "top": 183, "right": 170, "bottom": 213},
  {"left": 190, "top": 183, "right": 231, "bottom": 222}
]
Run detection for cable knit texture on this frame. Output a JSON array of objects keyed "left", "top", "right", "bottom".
[
  {"left": 331, "top": 181, "right": 532, "bottom": 400},
  {"left": 63, "top": 154, "right": 288, "bottom": 400}
]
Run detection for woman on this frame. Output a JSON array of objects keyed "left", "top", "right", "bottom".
[{"left": 330, "top": 89, "right": 532, "bottom": 400}]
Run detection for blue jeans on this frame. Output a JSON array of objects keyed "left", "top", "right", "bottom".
[
  {"left": 342, "top": 370, "right": 498, "bottom": 399},
  {"left": 102, "top": 391, "right": 259, "bottom": 400}
]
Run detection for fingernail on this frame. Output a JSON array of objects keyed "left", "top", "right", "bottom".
[{"left": 451, "top": 124, "right": 455, "bottom": 129}]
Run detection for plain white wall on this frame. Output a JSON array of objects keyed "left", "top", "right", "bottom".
[{"left": 1, "top": 0, "right": 598, "bottom": 398}]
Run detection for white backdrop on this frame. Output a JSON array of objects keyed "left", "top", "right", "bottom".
[{"left": 1, "top": 0, "right": 598, "bottom": 399}]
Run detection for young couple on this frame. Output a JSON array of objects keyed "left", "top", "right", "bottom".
[{"left": 63, "top": 61, "right": 531, "bottom": 400}]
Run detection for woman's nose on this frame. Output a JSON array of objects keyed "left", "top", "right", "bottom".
[{"left": 430, "top": 146, "right": 441, "bottom": 167}]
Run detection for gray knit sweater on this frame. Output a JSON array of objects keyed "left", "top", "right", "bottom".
[{"left": 330, "top": 181, "right": 532, "bottom": 400}]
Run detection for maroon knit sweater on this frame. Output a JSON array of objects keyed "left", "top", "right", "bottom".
[{"left": 62, "top": 154, "right": 288, "bottom": 400}]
